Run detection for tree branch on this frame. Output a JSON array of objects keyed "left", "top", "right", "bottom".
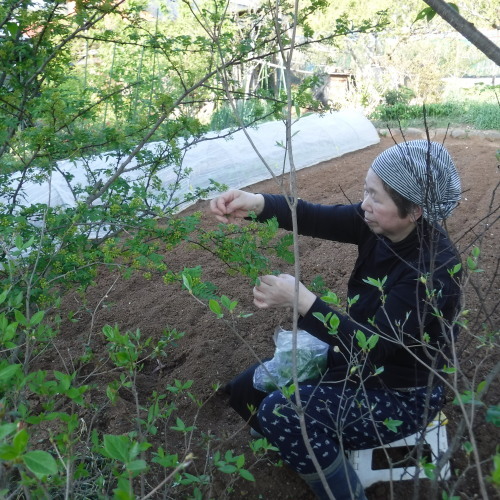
[{"left": 423, "top": 0, "right": 500, "bottom": 65}]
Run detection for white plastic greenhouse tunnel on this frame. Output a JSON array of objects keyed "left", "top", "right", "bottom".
[{"left": 7, "top": 110, "right": 380, "bottom": 213}]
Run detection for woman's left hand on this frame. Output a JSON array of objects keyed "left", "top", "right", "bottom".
[{"left": 253, "top": 274, "right": 316, "bottom": 316}]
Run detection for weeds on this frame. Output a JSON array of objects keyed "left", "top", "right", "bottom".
[{"left": 371, "top": 85, "right": 500, "bottom": 130}]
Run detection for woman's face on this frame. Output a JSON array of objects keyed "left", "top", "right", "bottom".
[{"left": 361, "top": 168, "right": 418, "bottom": 242}]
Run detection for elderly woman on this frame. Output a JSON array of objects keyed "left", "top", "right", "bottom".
[{"left": 210, "top": 140, "right": 462, "bottom": 500}]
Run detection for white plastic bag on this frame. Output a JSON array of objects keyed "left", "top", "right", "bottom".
[{"left": 253, "top": 328, "right": 329, "bottom": 392}]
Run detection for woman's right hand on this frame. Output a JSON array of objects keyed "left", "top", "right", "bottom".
[{"left": 209, "top": 190, "right": 265, "bottom": 223}]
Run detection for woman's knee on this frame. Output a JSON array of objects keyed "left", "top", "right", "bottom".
[
  {"left": 225, "top": 363, "right": 269, "bottom": 431},
  {"left": 257, "top": 390, "right": 292, "bottom": 430}
]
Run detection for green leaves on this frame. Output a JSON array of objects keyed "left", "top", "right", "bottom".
[
  {"left": 103, "top": 324, "right": 140, "bottom": 370},
  {"left": 0, "top": 428, "right": 57, "bottom": 478},
  {"left": 0, "top": 428, "right": 28, "bottom": 460},
  {"left": 103, "top": 435, "right": 134, "bottom": 462},
  {"left": 182, "top": 273, "right": 193, "bottom": 293},
  {"left": 490, "top": 452, "right": 500, "bottom": 487},
  {"left": 213, "top": 450, "right": 255, "bottom": 482},
  {"left": 321, "top": 291, "right": 341, "bottom": 306},
  {"left": 452, "top": 380, "right": 488, "bottom": 407},
  {"left": 362, "top": 276, "right": 387, "bottom": 303},
  {"left": 362, "top": 275, "right": 387, "bottom": 290},
  {"left": 281, "top": 383, "right": 296, "bottom": 399},
  {"left": 249, "top": 437, "right": 279, "bottom": 454},
  {"left": 312, "top": 311, "right": 340, "bottom": 335},
  {"left": 420, "top": 459, "right": 437, "bottom": 480},
  {"left": 462, "top": 441, "right": 474, "bottom": 455},
  {"left": 441, "top": 365, "right": 456, "bottom": 374},
  {"left": 23, "top": 450, "right": 58, "bottom": 478},
  {"left": 347, "top": 294, "right": 359, "bottom": 309},
  {"left": 209, "top": 299, "right": 223, "bottom": 317},
  {"left": 447, "top": 262, "right": 462, "bottom": 277},
  {"left": 415, "top": 6, "right": 438, "bottom": 23},
  {"left": 11, "top": 309, "right": 44, "bottom": 329},
  {"left": 180, "top": 267, "right": 217, "bottom": 299},
  {"left": 0, "top": 424, "right": 17, "bottom": 441},
  {"left": 101, "top": 434, "right": 149, "bottom": 474},
  {"left": 209, "top": 295, "right": 238, "bottom": 319},
  {"left": 170, "top": 417, "right": 196, "bottom": 433},
  {"left": 166, "top": 379, "right": 194, "bottom": 394},
  {"left": 414, "top": 3, "right": 459, "bottom": 23},
  {"left": 196, "top": 217, "right": 293, "bottom": 282},
  {"left": 383, "top": 418, "right": 403, "bottom": 433},
  {"left": 309, "top": 275, "right": 327, "bottom": 295},
  {"left": 0, "top": 363, "right": 22, "bottom": 386},
  {"left": 355, "top": 330, "right": 379, "bottom": 352},
  {"left": 466, "top": 246, "right": 483, "bottom": 272},
  {"left": 13, "top": 234, "right": 35, "bottom": 253},
  {"left": 486, "top": 405, "right": 500, "bottom": 427}
]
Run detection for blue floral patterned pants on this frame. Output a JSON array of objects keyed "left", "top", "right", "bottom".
[{"left": 256, "top": 382, "right": 444, "bottom": 474}]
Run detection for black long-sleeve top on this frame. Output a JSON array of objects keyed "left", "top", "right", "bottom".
[{"left": 258, "top": 194, "right": 462, "bottom": 389}]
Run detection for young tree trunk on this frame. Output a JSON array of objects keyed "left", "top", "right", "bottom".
[{"left": 423, "top": 0, "right": 500, "bottom": 65}]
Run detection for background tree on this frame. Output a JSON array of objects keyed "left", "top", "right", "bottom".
[{"left": 422, "top": 0, "right": 500, "bottom": 65}]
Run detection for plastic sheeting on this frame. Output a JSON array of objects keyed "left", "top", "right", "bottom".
[
  {"left": 7, "top": 111, "right": 379, "bottom": 212},
  {"left": 186, "top": 110, "right": 379, "bottom": 197}
]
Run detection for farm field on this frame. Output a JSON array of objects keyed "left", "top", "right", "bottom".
[{"left": 48, "top": 132, "right": 499, "bottom": 499}]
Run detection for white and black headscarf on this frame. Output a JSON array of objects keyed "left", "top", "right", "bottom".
[{"left": 371, "top": 140, "right": 461, "bottom": 221}]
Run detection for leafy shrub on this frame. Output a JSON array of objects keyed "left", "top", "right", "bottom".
[
  {"left": 209, "top": 99, "right": 277, "bottom": 130},
  {"left": 371, "top": 100, "right": 500, "bottom": 129},
  {"left": 382, "top": 86, "right": 416, "bottom": 106}
]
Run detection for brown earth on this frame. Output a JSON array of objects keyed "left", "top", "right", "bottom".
[{"left": 49, "top": 131, "right": 499, "bottom": 499}]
